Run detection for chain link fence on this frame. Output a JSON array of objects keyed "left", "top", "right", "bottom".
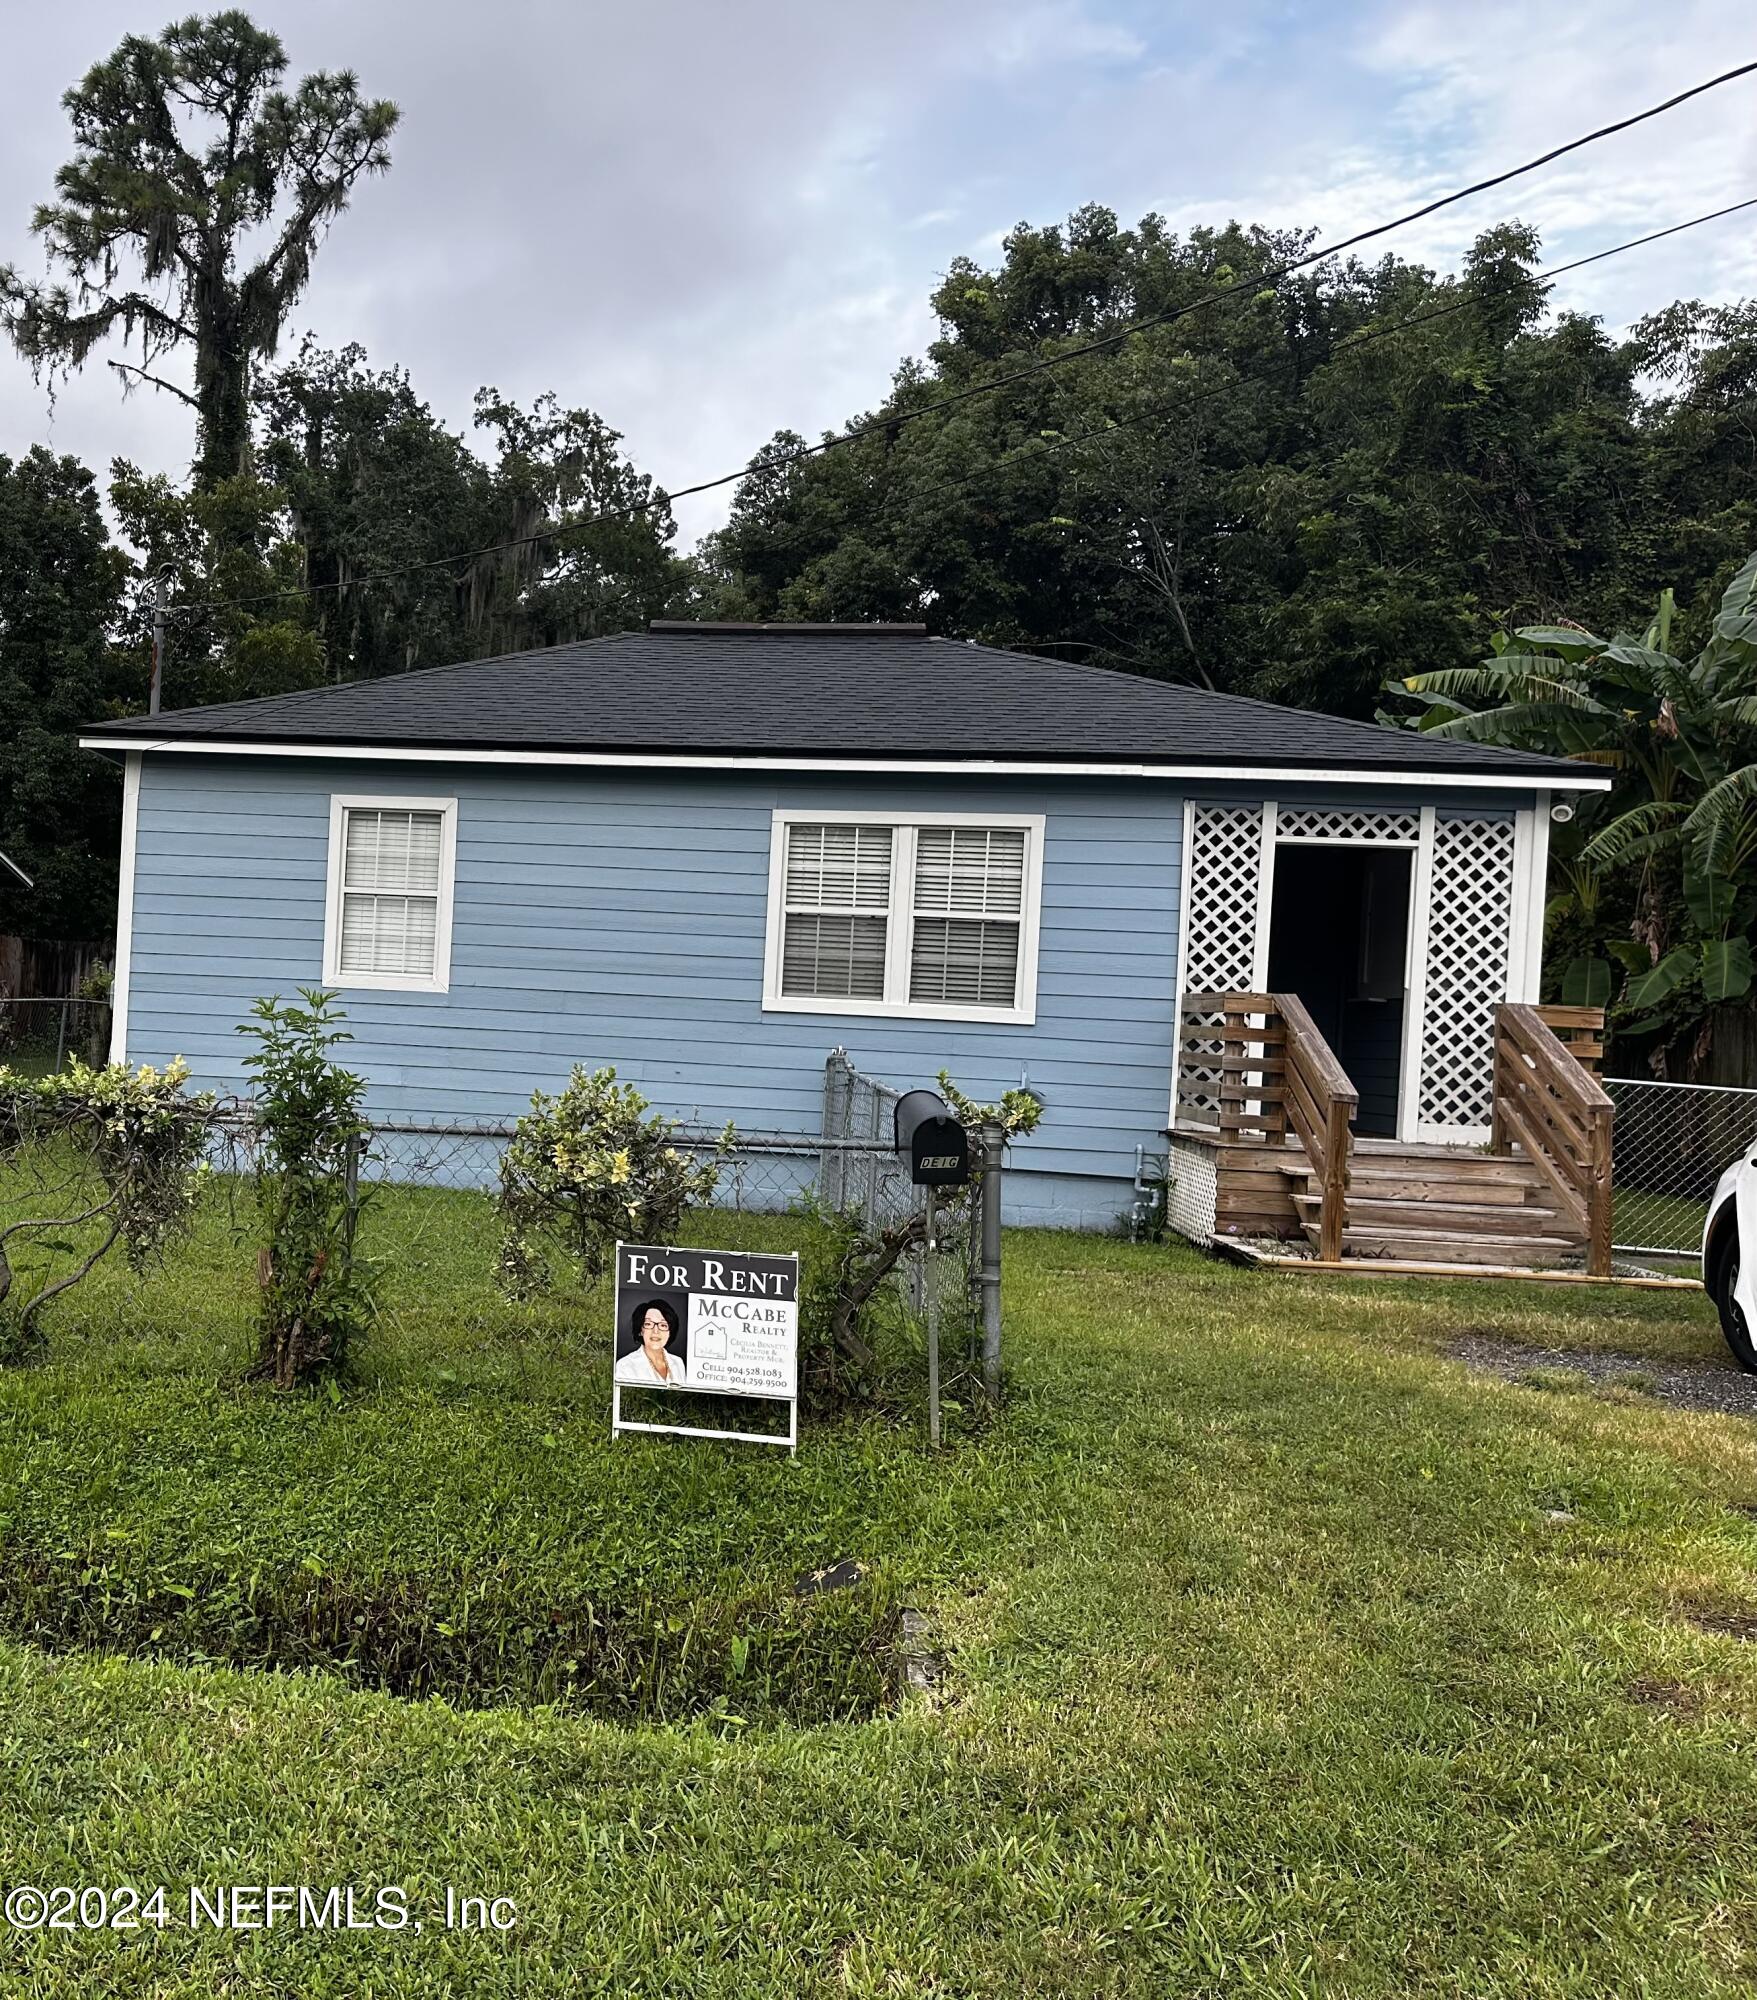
[
  {"left": 219, "top": 1051, "right": 988, "bottom": 1356},
  {"left": 817, "top": 1049, "right": 1001, "bottom": 1336},
  {"left": 1606, "top": 1075, "right": 1757, "bottom": 1259},
  {"left": 818, "top": 1048, "right": 911, "bottom": 1228},
  {"left": 335, "top": 1051, "right": 1002, "bottom": 1385},
  {"left": 1, "top": 1039, "right": 1000, "bottom": 1368},
  {"left": 0, "top": 997, "right": 111, "bottom": 1074}
]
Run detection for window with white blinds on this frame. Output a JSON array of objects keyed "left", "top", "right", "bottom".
[
  {"left": 766, "top": 814, "right": 1041, "bottom": 1020},
  {"left": 323, "top": 797, "right": 456, "bottom": 990},
  {"left": 908, "top": 827, "right": 1026, "bottom": 1008},
  {"left": 779, "top": 822, "right": 893, "bottom": 1000}
]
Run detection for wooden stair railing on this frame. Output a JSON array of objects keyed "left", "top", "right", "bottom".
[
  {"left": 1491, "top": 1003, "right": 1615, "bottom": 1277},
  {"left": 1177, "top": 991, "right": 1358, "bottom": 1261},
  {"left": 1176, "top": 991, "right": 1287, "bottom": 1140},
  {"left": 1533, "top": 1003, "right": 1607, "bottom": 1073},
  {"left": 1275, "top": 992, "right": 1358, "bottom": 1262}
]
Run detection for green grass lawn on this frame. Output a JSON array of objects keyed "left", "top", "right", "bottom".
[
  {"left": 0, "top": 1179, "right": 1754, "bottom": 1996},
  {"left": 1613, "top": 1183, "right": 1713, "bottom": 1257}
]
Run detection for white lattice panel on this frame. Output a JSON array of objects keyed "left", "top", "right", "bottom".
[
  {"left": 1183, "top": 806, "right": 1264, "bottom": 991},
  {"left": 1166, "top": 1135, "right": 1219, "bottom": 1245},
  {"left": 1418, "top": 816, "right": 1517, "bottom": 1133},
  {"left": 1276, "top": 807, "right": 1420, "bottom": 844},
  {"left": 1177, "top": 806, "right": 1266, "bottom": 1124}
]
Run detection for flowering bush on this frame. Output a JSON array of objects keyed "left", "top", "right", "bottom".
[
  {"left": 495, "top": 1067, "right": 729, "bottom": 1300},
  {"left": 0, "top": 1055, "right": 216, "bottom": 1350}
]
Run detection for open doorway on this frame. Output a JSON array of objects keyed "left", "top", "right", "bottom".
[{"left": 1266, "top": 845, "right": 1412, "bottom": 1138}]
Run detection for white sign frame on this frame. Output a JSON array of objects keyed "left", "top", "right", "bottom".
[{"left": 610, "top": 1241, "right": 800, "bottom": 1453}]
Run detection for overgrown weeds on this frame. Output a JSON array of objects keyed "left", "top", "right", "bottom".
[{"left": 0, "top": 1538, "right": 899, "bottom": 1720}]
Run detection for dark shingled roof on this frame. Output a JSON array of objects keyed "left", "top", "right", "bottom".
[{"left": 85, "top": 623, "right": 1592, "bottom": 780}]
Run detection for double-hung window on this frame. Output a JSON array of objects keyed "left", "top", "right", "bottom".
[
  {"left": 764, "top": 811, "right": 1043, "bottom": 1022},
  {"left": 322, "top": 796, "right": 457, "bottom": 992}
]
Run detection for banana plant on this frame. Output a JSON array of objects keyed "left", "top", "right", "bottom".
[{"left": 1390, "top": 552, "right": 1757, "bottom": 1028}]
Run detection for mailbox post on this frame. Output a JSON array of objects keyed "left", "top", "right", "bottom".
[
  {"left": 894, "top": 1090, "right": 970, "bottom": 1448},
  {"left": 978, "top": 1117, "right": 1003, "bottom": 1405}
]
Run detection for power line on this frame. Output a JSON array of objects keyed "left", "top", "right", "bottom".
[
  {"left": 167, "top": 190, "right": 1757, "bottom": 626},
  {"left": 167, "top": 60, "right": 1757, "bottom": 622},
  {"left": 769, "top": 192, "right": 1757, "bottom": 537}
]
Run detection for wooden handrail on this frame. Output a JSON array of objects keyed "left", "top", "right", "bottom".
[
  {"left": 1491, "top": 1002, "right": 1614, "bottom": 1277},
  {"left": 1534, "top": 1003, "right": 1606, "bottom": 1072},
  {"left": 1174, "top": 992, "right": 1284, "bottom": 1138},
  {"left": 1275, "top": 992, "right": 1357, "bottom": 1262},
  {"left": 1175, "top": 990, "right": 1357, "bottom": 1260}
]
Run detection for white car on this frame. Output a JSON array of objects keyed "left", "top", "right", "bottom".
[{"left": 1705, "top": 1145, "right": 1757, "bottom": 1370}]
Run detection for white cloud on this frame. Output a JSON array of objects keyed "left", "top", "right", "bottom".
[
  {"left": 988, "top": 2, "right": 1148, "bottom": 70},
  {"left": 1, "top": 0, "right": 1751, "bottom": 565}
]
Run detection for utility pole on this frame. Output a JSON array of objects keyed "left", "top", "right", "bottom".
[{"left": 148, "top": 571, "right": 167, "bottom": 716}]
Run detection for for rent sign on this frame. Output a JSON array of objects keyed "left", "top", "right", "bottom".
[{"left": 610, "top": 1243, "right": 800, "bottom": 1450}]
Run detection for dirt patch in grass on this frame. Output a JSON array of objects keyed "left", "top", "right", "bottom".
[
  {"left": 1627, "top": 1674, "right": 1705, "bottom": 1717},
  {"left": 0, "top": 1542, "right": 902, "bottom": 1723},
  {"left": 1448, "top": 1332, "right": 1757, "bottom": 1418},
  {"left": 1682, "top": 1601, "right": 1757, "bottom": 1643}
]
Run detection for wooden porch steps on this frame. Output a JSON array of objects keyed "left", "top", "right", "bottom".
[
  {"left": 1283, "top": 1141, "right": 1590, "bottom": 1268},
  {"left": 1176, "top": 993, "right": 1615, "bottom": 1277},
  {"left": 1302, "top": 1220, "right": 1587, "bottom": 1267},
  {"left": 1289, "top": 1192, "right": 1580, "bottom": 1239}
]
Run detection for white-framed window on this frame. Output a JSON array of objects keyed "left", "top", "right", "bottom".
[
  {"left": 762, "top": 810, "right": 1044, "bottom": 1023},
  {"left": 322, "top": 795, "right": 457, "bottom": 993}
]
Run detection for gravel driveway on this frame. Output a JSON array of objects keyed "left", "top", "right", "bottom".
[{"left": 1448, "top": 1332, "right": 1757, "bottom": 1419}]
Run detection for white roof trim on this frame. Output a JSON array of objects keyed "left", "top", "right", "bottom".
[
  {"left": 75, "top": 734, "right": 1612, "bottom": 792},
  {"left": 0, "top": 848, "right": 32, "bottom": 890}
]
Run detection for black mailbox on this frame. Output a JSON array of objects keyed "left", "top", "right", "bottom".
[{"left": 894, "top": 1089, "right": 971, "bottom": 1189}]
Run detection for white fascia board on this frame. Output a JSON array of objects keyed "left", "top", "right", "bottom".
[{"left": 76, "top": 735, "right": 1614, "bottom": 793}]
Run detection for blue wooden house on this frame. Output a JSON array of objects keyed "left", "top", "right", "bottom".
[{"left": 82, "top": 622, "right": 1613, "bottom": 1262}]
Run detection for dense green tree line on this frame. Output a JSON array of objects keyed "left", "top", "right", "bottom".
[
  {"left": 702, "top": 207, "right": 1757, "bottom": 719},
  {"left": 3, "top": 13, "right": 1756, "bottom": 1083}
]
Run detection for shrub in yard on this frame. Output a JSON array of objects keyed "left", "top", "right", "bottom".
[
  {"left": 803, "top": 1071, "right": 1042, "bottom": 1413},
  {"left": 495, "top": 1066, "right": 728, "bottom": 1299},
  {"left": 239, "top": 991, "right": 375, "bottom": 1389},
  {"left": 934, "top": 1069, "right": 1044, "bottom": 1153},
  {"left": 0, "top": 1056, "right": 215, "bottom": 1354},
  {"left": 796, "top": 1197, "right": 921, "bottom": 1411}
]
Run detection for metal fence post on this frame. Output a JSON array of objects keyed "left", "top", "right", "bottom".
[
  {"left": 978, "top": 1118, "right": 1003, "bottom": 1404},
  {"left": 342, "top": 1129, "right": 362, "bottom": 1262},
  {"left": 820, "top": 1048, "right": 853, "bottom": 1209}
]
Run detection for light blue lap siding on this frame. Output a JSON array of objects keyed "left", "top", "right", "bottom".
[
  {"left": 123, "top": 760, "right": 1185, "bottom": 1202},
  {"left": 123, "top": 760, "right": 1547, "bottom": 1220}
]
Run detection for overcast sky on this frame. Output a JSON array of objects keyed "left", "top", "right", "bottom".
[{"left": 1, "top": 0, "right": 1754, "bottom": 550}]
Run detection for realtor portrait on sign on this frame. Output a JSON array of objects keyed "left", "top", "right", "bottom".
[{"left": 615, "top": 1296, "right": 689, "bottom": 1388}]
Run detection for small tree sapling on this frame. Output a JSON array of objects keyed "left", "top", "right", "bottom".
[{"left": 239, "top": 991, "right": 375, "bottom": 1389}]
